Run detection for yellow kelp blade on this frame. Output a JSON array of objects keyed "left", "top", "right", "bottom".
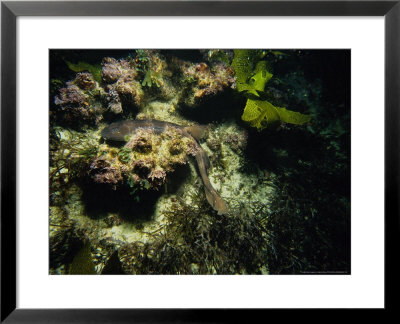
[
  {"left": 246, "top": 69, "right": 273, "bottom": 97},
  {"left": 232, "top": 50, "right": 262, "bottom": 84},
  {"left": 242, "top": 99, "right": 311, "bottom": 130},
  {"left": 232, "top": 49, "right": 266, "bottom": 94},
  {"left": 242, "top": 99, "right": 280, "bottom": 130},
  {"left": 64, "top": 60, "right": 102, "bottom": 83},
  {"left": 276, "top": 107, "right": 312, "bottom": 125},
  {"left": 232, "top": 55, "right": 273, "bottom": 97}
]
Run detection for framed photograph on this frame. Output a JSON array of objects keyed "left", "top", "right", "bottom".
[{"left": 1, "top": 0, "right": 397, "bottom": 321}]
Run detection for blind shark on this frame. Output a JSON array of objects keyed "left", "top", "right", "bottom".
[{"left": 101, "top": 119, "right": 229, "bottom": 215}]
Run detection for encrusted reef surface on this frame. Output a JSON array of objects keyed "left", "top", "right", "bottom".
[{"left": 50, "top": 49, "right": 350, "bottom": 274}]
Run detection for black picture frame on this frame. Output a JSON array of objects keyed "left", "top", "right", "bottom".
[{"left": 1, "top": 0, "right": 398, "bottom": 321}]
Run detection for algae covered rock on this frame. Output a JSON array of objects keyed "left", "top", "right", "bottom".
[
  {"left": 90, "top": 123, "right": 199, "bottom": 191},
  {"left": 54, "top": 50, "right": 236, "bottom": 125}
]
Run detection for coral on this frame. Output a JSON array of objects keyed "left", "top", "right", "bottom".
[
  {"left": 125, "top": 130, "right": 153, "bottom": 153},
  {"left": 54, "top": 73, "right": 105, "bottom": 125},
  {"left": 108, "top": 101, "right": 123, "bottom": 115},
  {"left": 102, "top": 57, "right": 123, "bottom": 83},
  {"left": 55, "top": 83, "right": 89, "bottom": 107},
  {"left": 179, "top": 60, "right": 236, "bottom": 105},
  {"left": 206, "top": 124, "right": 248, "bottom": 154},
  {"left": 101, "top": 57, "right": 144, "bottom": 113},
  {"left": 103, "top": 213, "right": 123, "bottom": 228},
  {"left": 148, "top": 168, "right": 167, "bottom": 187},
  {"left": 89, "top": 157, "right": 123, "bottom": 189},
  {"left": 74, "top": 72, "right": 97, "bottom": 90},
  {"left": 90, "top": 126, "right": 199, "bottom": 191}
]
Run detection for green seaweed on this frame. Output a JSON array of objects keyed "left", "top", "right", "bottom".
[
  {"left": 242, "top": 99, "right": 312, "bottom": 130},
  {"left": 244, "top": 61, "right": 273, "bottom": 97},
  {"left": 135, "top": 49, "right": 149, "bottom": 73},
  {"left": 118, "top": 147, "right": 131, "bottom": 164},
  {"left": 118, "top": 191, "right": 274, "bottom": 274},
  {"left": 141, "top": 70, "right": 161, "bottom": 88},
  {"left": 134, "top": 50, "right": 161, "bottom": 88},
  {"left": 126, "top": 177, "right": 151, "bottom": 202},
  {"left": 231, "top": 50, "right": 273, "bottom": 98},
  {"left": 231, "top": 49, "right": 264, "bottom": 94},
  {"left": 77, "top": 146, "right": 98, "bottom": 160},
  {"left": 50, "top": 129, "right": 99, "bottom": 205},
  {"left": 232, "top": 50, "right": 311, "bottom": 130},
  {"left": 65, "top": 60, "right": 102, "bottom": 84},
  {"left": 140, "top": 179, "right": 151, "bottom": 190}
]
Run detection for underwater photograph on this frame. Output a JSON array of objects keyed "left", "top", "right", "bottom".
[{"left": 49, "top": 49, "right": 350, "bottom": 275}]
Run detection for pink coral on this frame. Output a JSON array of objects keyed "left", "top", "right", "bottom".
[
  {"left": 102, "top": 57, "right": 122, "bottom": 83},
  {"left": 74, "top": 72, "right": 96, "bottom": 90},
  {"left": 54, "top": 70, "right": 106, "bottom": 125},
  {"left": 54, "top": 82, "right": 101, "bottom": 124},
  {"left": 179, "top": 60, "right": 236, "bottom": 105},
  {"left": 55, "top": 83, "right": 88, "bottom": 107},
  {"left": 101, "top": 57, "right": 144, "bottom": 113},
  {"left": 90, "top": 158, "right": 122, "bottom": 189}
]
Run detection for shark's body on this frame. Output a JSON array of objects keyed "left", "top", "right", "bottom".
[{"left": 102, "top": 120, "right": 228, "bottom": 215}]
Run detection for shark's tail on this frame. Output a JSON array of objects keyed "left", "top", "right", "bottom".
[
  {"left": 204, "top": 186, "right": 229, "bottom": 216},
  {"left": 191, "top": 129, "right": 228, "bottom": 215}
]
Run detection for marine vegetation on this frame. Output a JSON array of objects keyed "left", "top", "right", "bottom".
[
  {"left": 65, "top": 60, "right": 103, "bottom": 83},
  {"left": 231, "top": 49, "right": 311, "bottom": 130},
  {"left": 118, "top": 194, "right": 272, "bottom": 274},
  {"left": 49, "top": 49, "right": 350, "bottom": 275},
  {"left": 134, "top": 49, "right": 162, "bottom": 88},
  {"left": 242, "top": 99, "right": 311, "bottom": 130}
]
